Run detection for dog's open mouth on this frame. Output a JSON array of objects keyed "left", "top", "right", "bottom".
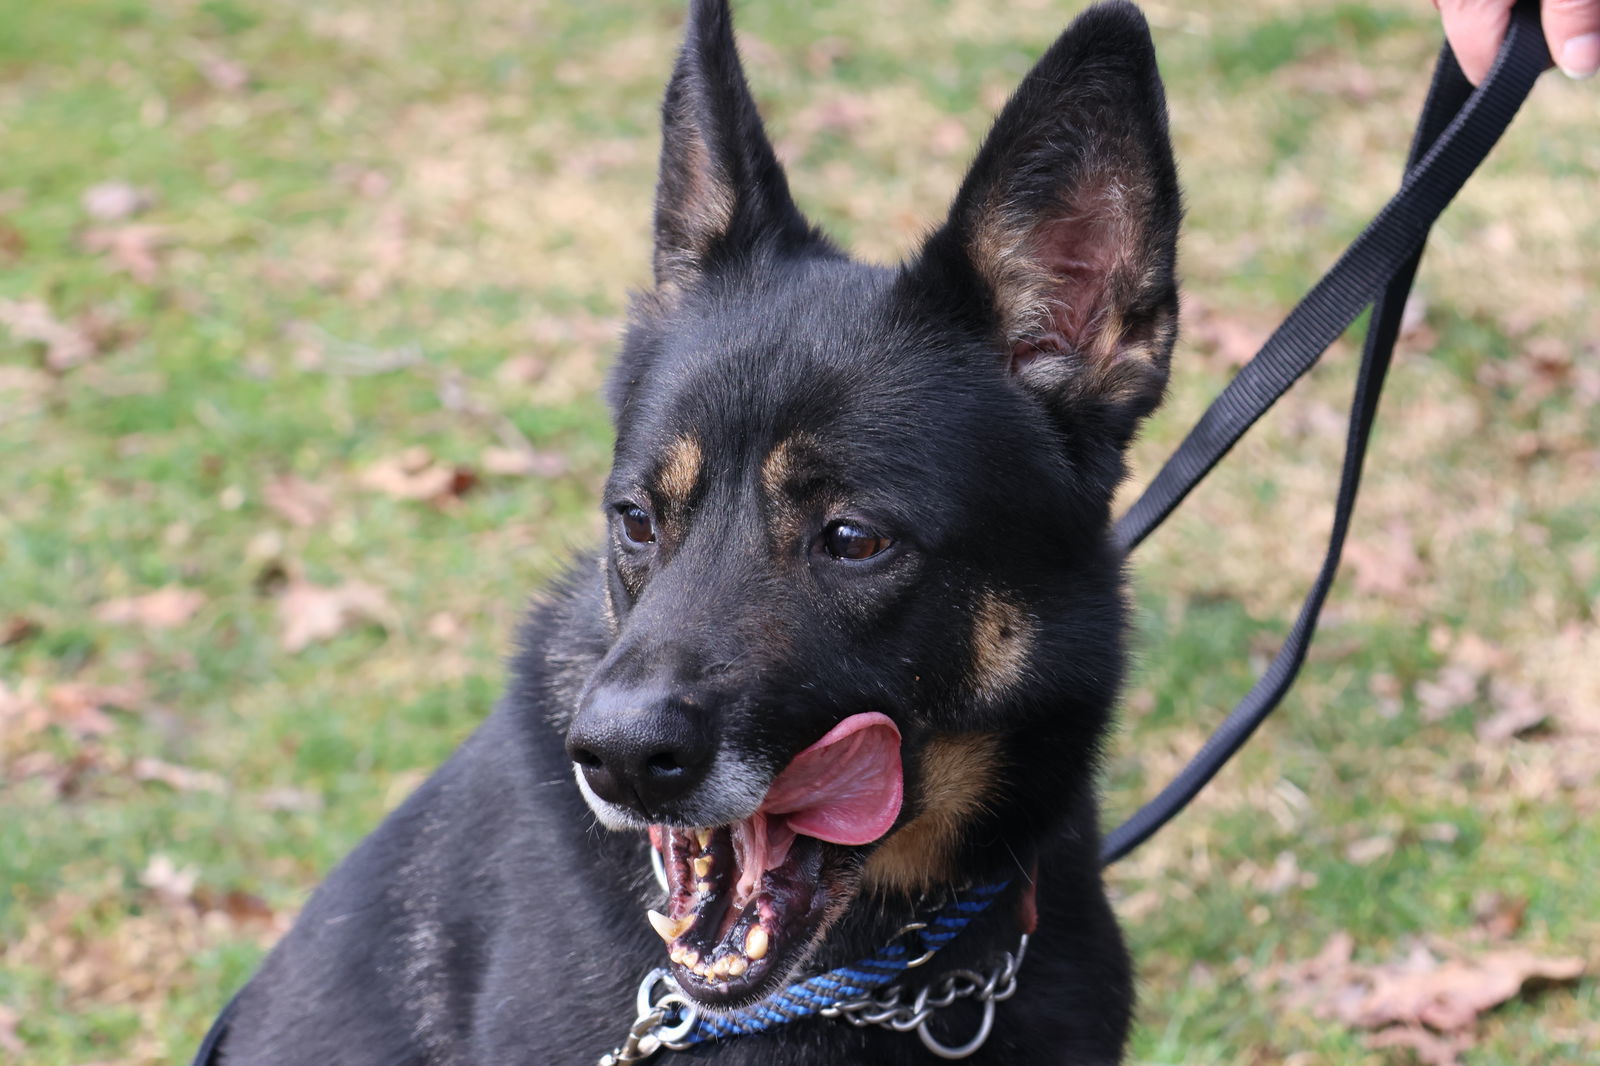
[{"left": 646, "top": 712, "right": 903, "bottom": 1006}]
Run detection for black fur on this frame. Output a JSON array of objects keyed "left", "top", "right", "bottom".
[{"left": 219, "top": 2, "right": 1180, "bottom": 1063}]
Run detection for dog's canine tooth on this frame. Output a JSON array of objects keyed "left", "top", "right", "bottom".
[
  {"left": 744, "top": 925, "right": 768, "bottom": 961},
  {"left": 647, "top": 909, "right": 692, "bottom": 942},
  {"left": 726, "top": 956, "right": 748, "bottom": 977},
  {"left": 692, "top": 855, "right": 713, "bottom": 878}
]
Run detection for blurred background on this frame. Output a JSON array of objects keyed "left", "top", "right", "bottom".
[{"left": 1, "top": 1, "right": 1595, "bottom": 1062}]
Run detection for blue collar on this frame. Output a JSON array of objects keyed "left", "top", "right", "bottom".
[{"left": 603, "top": 880, "right": 1016, "bottom": 1063}]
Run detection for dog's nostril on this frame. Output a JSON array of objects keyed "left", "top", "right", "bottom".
[
  {"left": 571, "top": 747, "right": 603, "bottom": 769},
  {"left": 645, "top": 752, "right": 683, "bottom": 776}
]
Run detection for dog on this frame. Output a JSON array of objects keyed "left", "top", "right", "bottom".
[{"left": 215, "top": 1, "right": 1180, "bottom": 1062}]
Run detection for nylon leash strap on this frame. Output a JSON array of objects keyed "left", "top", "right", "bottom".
[{"left": 1100, "top": 1, "right": 1551, "bottom": 865}]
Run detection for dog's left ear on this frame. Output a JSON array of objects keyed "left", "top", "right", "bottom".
[
  {"left": 651, "top": 0, "right": 828, "bottom": 297},
  {"left": 910, "top": 1, "right": 1181, "bottom": 439}
]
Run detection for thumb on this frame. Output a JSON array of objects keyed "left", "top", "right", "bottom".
[{"left": 1542, "top": 0, "right": 1600, "bottom": 78}]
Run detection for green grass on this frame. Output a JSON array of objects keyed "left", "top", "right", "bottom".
[{"left": 2, "top": 1, "right": 1596, "bottom": 1063}]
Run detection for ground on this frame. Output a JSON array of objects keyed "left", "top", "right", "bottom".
[{"left": 1, "top": 1, "right": 1596, "bottom": 1063}]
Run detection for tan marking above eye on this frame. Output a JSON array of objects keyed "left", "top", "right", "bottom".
[
  {"left": 863, "top": 733, "right": 1002, "bottom": 896},
  {"left": 759, "top": 432, "right": 820, "bottom": 502},
  {"left": 654, "top": 435, "right": 704, "bottom": 513},
  {"left": 969, "top": 590, "right": 1036, "bottom": 702}
]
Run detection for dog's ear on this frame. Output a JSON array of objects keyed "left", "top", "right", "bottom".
[
  {"left": 911, "top": 1, "right": 1181, "bottom": 439},
  {"left": 651, "top": 0, "right": 825, "bottom": 296}
]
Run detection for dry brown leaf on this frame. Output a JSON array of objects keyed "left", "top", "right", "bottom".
[
  {"left": 1, "top": 614, "right": 41, "bottom": 645},
  {"left": 1473, "top": 892, "right": 1529, "bottom": 941},
  {"left": 1477, "top": 679, "right": 1551, "bottom": 743},
  {"left": 46, "top": 682, "right": 146, "bottom": 738},
  {"left": 139, "top": 854, "right": 199, "bottom": 907},
  {"left": 1273, "top": 933, "right": 1586, "bottom": 1066},
  {"left": 94, "top": 585, "right": 206, "bottom": 629},
  {"left": 481, "top": 445, "right": 568, "bottom": 478},
  {"left": 1415, "top": 665, "right": 1480, "bottom": 722},
  {"left": 0, "top": 297, "right": 99, "bottom": 371},
  {"left": 132, "top": 756, "right": 226, "bottom": 794},
  {"left": 81, "top": 181, "right": 153, "bottom": 221},
  {"left": 1344, "top": 520, "right": 1424, "bottom": 601},
  {"left": 1365, "top": 1025, "right": 1473, "bottom": 1066},
  {"left": 360, "top": 446, "right": 477, "bottom": 503},
  {"left": 263, "top": 473, "right": 335, "bottom": 527},
  {"left": 0, "top": 1003, "right": 21, "bottom": 1055},
  {"left": 277, "top": 577, "right": 392, "bottom": 653},
  {"left": 255, "top": 786, "right": 323, "bottom": 813},
  {"left": 80, "top": 224, "right": 168, "bottom": 284}
]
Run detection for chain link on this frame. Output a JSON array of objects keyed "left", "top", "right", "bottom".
[
  {"left": 599, "top": 926, "right": 1028, "bottom": 1064},
  {"left": 819, "top": 931, "right": 1028, "bottom": 1059}
]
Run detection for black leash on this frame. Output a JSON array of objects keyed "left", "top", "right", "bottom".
[
  {"left": 1100, "top": 0, "right": 1551, "bottom": 866},
  {"left": 189, "top": 10, "right": 1552, "bottom": 1062}
]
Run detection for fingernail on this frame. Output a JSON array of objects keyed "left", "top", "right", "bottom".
[{"left": 1558, "top": 33, "right": 1600, "bottom": 80}]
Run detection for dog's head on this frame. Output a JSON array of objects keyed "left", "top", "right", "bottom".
[{"left": 562, "top": 0, "right": 1178, "bottom": 1007}]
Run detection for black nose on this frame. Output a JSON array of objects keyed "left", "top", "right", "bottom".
[{"left": 566, "top": 685, "right": 713, "bottom": 816}]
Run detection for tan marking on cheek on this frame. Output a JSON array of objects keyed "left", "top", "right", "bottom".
[
  {"left": 863, "top": 733, "right": 1002, "bottom": 896},
  {"left": 655, "top": 435, "right": 704, "bottom": 514},
  {"left": 968, "top": 590, "right": 1036, "bottom": 702}
]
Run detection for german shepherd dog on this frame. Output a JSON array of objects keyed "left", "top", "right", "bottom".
[{"left": 218, "top": 1, "right": 1179, "bottom": 1062}]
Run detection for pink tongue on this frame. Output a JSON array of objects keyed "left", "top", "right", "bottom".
[{"left": 758, "top": 712, "right": 903, "bottom": 846}]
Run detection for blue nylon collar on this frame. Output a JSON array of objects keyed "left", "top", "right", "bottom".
[{"left": 658, "top": 880, "right": 1010, "bottom": 1047}]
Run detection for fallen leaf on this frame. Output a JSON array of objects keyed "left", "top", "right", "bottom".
[
  {"left": 1345, "top": 834, "right": 1395, "bottom": 866},
  {"left": 1272, "top": 933, "right": 1586, "bottom": 1066},
  {"left": 0, "top": 298, "right": 100, "bottom": 371},
  {"left": 277, "top": 577, "right": 392, "bottom": 653},
  {"left": 263, "top": 473, "right": 335, "bottom": 527},
  {"left": 132, "top": 756, "right": 226, "bottom": 794},
  {"left": 81, "top": 180, "right": 153, "bottom": 221},
  {"left": 1415, "top": 665, "right": 1480, "bottom": 722},
  {"left": 255, "top": 786, "right": 323, "bottom": 813},
  {"left": 0, "top": 1003, "right": 21, "bottom": 1055},
  {"left": 360, "top": 446, "right": 477, "bottom": 503},
  {"left": 1476, "top": 679, "right": 1550, "bottom": 742},
  {"left": 80, "top": 223, "right": 168, "bottom": 283},
  {"left": 1473, "top": 892, "right": 1529, "bottom": 941},
  {"left": 1348, "top": 949, "right": 1583, "bottom": 1032},
  {"left": 481, "top": 445, "right": 568, "bottom": 478},
  {"left": 1, "top": 614, "right": 41, "bottom": 645},
  {"left": 94, "top": 586, "right": 205, "bottom": 629},
  {"left": 139, "top": 854, "right": 199, "bottom": 907},
  {"left": 46, "top": 682, "right": 146, "bottom": 739},
  {"left": 1365, "top": 1025, "right": 1472, "bottom": 1066},
  {"left": 1344, "top": 520, "right": 1424, "bottom": 600}
]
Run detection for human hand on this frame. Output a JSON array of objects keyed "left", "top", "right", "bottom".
[{"left": 1435, "top": 0, "right": 1599, "bottom": 83}]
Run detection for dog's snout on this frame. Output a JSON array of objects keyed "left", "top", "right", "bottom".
[{"left": 567, "top": 685, "right": 713, "bottom": 816}]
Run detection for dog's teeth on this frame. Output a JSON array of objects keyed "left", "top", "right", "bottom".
[
  {"left": 681, "top": 948, "right": 699, "bottom": 968},
  {"left": 711, "top": 956, "right": 730, "bottom": 979},
  {"left": 694, "top": 828, "right": 711, "bottom": 849},
  {"left": 670, "top": 946, "right": 687, "bottom": 965},
  {"left": 744, "top": 925, "right": 769, "bottom": 961},
  {"left": 692, "top": 855, "right": 713, "bottom": 878},
  {"left": 726, "top": 955, "right": 748, "bottom": 977},
  {"left": 647, "top": 909, "right": 691, "bottom": 943},
  {"left": 695, "top": 880, "right": 711, "bottom": 895}
]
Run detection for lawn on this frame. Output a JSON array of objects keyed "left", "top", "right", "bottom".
[{"left": 1, "top": 1, "right": 1596, "bottom": 1063}]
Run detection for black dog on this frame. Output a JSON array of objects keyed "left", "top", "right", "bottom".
[{"left": 217, "top": 1, "right": 1179, "bottom": 1062}]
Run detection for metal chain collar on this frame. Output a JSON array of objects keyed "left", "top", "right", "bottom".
[{"left": 598, "top": 924, "right": 1029, "bottom": 1064}]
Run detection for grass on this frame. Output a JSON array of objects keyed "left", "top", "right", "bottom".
[{"left": 1, "top": 0, "right": 1596, "bottom": 1062}]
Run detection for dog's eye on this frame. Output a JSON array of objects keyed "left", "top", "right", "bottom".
[
  {"left": 821, "top": 521, "right": 892, "bottom": 562},
  {"left": 618, "top": 505, "right": 656, "bottom": 545}
]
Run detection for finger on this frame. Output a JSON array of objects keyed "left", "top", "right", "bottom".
[
  {"left": 1544, "top": 0, "right": 1600, "bottom": 78},
  {"left": 1436, "top": 0, "right": 1515, "bottom": 85}
]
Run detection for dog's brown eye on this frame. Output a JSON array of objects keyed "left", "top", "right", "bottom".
[
  {"left": 822, "top": 521, "right": 891, "bottom": 561},
  {"left": 619, "top": 505, "right": 656, "bottom": 545}
]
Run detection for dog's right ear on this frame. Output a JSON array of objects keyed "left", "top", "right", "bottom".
[
  {"left": 651, "top": 0, "right": 827, "bottom": 297},
  {"left": 908, "top": 0, "right": 1181, "bottom": 443}
]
